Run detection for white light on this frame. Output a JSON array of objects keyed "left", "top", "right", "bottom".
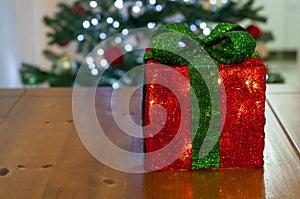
[
  {"left": 91, "top": 18, "right": 98, "bottom": 25},
  {"left": 147, "top": 22, "right": 156, "bottom": 29},
  {"left": 114, "top": 0, "right": 124, "bottom": 9},
  {"left": 115, "top": 36, "right": 122, "bottom": 44},
  {"left": 184, "top": 0, "right": 190, "bottom": 2},
  {"left": 107, "top": 17, "right": 113, "bottom": 24},
  {"left": 178, "top": 41, "right": 186, "bottom": 48},
  {"left": 86, "top": 57, "right": 94, "bottom": 65},
  {"left": 99, "top": 33, "right": 107, "bottom": 40},
  {"left": 200, "top": 22, "right": 207, "bottom": 29},
  {"left": 218, "top": 78, "right": 222, "bottom": 85},
  {"left": 132, "top": 6, "right": 141, "bottom": 13},
  {"left": 221, "top": 0, "right": 228, "bottom": 3},
  {"left": 210, "top": 0, "right": 217, "bottom": 5},
  {"left": 100, "top": 59, "right": 108, "bottom": 67},
  {"left": 87, "top": 57, "right": 96, "bottom": 70},
  {"left": 155, "top": 5, "right": 163, "bottom": 12},
  {"left": 122, "top": 29, "right": 129, "bottom": 35},
  {"left": 88, "top": 63, "right": 96, "bottom": 69},
  {"left": 113, "top": 21, "right": 120, "bottom": 28},
  {"left": 91, "top": 68, "right": 99, "bottom": 76},
  {"left": 136, "top": 1, "right": 143, "bottom": 7},
  {"left": 203, "top": 27, "right": 211, "bottom": 36},
  {"left": 125, "top": 44, "right": 133, "bottom": 52},
  {"left": 77, "top": 34, "right": 84, "bottom": 41},
  {"left": 190, "top": 24, "right": 197, "bottom": 32},
  {"left": 97, "top": 48, "right": 104, "bottom": 55},
  {"left": 112, "top": 83, "right": 120, "bottom": 89},
  {"left": 90, "top": 1, "right": 98, "bottom": 8},
  {"left": 149, "top": 0, "right": 156, "bottom": 5},
  {"left": 83, "top": 20, "right": 91, "bottom": 29}
]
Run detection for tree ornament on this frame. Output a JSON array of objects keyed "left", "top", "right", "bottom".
[
  {"left": 246, "top": 24, "right": 263, "bottom": 39},
  {"left": 104, "top": 46, "right": 124, "bottom": 67},
  {"left": 71, "top": 5, "right": 87, "bottom": 17},
  {"left": 54, "top": 55, "right": 72, "bottom": 75},
  {"left": 57, "top": 41, "right": 69, "bottom": 47}
]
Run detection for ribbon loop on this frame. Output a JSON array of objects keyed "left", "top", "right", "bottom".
[
  {"left": 199, "top": 23, "right": 256, "bottom": 64},
  {"left": 148, "top": 23, "right": 256, "bottom": 65}
]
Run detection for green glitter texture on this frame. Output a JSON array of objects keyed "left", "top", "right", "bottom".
[
  {"left": 189, "top": 64, "right": 220, "bottom": 169},
  {"left": 198, "top": 23, "right": 256, "bottom": 64}
]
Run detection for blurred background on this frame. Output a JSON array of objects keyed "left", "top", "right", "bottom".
[{"left": 0, "top": 0, "right": 299, "bottom": 88}]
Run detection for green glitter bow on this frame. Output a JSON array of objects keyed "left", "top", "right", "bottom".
[{"left": 144, "top": 23, "right": 256, "bottom": 65}]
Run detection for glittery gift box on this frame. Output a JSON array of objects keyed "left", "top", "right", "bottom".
[{"left": 143, "top": 57, "right": 266, "bottom": 171}]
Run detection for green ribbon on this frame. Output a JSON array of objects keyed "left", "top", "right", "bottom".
[{"left": 144, "top": 23, "right": 256, "bottom": 65}]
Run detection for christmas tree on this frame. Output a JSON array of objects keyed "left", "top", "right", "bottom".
[{"left": 20, "top": 0, "right": 281, "bottom": 87}]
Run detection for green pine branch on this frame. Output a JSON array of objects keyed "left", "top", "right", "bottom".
[{"left": 20, "top": 0, "right": 274, "bottom": 87}]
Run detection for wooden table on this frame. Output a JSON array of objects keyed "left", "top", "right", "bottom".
[{"left": 0, "top": 84, "right": 299, "bottom": 198}]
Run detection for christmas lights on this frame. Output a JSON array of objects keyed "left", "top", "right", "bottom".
[{"left": 143, "top": 23, "right": 266, "bottom": 170}]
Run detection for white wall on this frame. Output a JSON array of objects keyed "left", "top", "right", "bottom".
[
  {"left": 0, "top": 0, "right": 24, "bottom": 87},
  {"left": 255, "top": 0, "right": 300, "bottom": 51},
  {"left": 0, "top": 0, "right": 74, "bottom": 88}
]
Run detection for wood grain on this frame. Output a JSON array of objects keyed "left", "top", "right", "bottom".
[
  {"left": 267, "top": 92, "right": 300, "bottom": 154},
  {"left": 0, "top": 87, "right": 299, "bottom": 198},
  {"left": 0, "top": 89, "right": 75, "bottom": 198},
  {"left": 0, "top": 89, "right": 25, "bottom": 123},
  {"left": 264, "top": 103, "right": 300, "bottom": 198}
]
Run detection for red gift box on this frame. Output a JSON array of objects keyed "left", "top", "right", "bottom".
[
  {"left": 143, "top": 58, "right": 266, "bottom": 170},
  {"left": 219, "top": 58, "right": 266, "bottom": 168}
]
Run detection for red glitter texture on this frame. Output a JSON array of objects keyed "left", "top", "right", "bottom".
[
  {"left": 144, "top": 62, "right": 192, "bottom": 170},
  {"left": 219, "top": 58, "right": 266, "bottom": 168}
]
